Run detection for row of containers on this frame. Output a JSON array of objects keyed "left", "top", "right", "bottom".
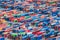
[
  {"left": 0, "top": 32, "right": 60, "bottom": 40},
  {"left": 0, "top": 0, "right": 60, "bottom": 11}
]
